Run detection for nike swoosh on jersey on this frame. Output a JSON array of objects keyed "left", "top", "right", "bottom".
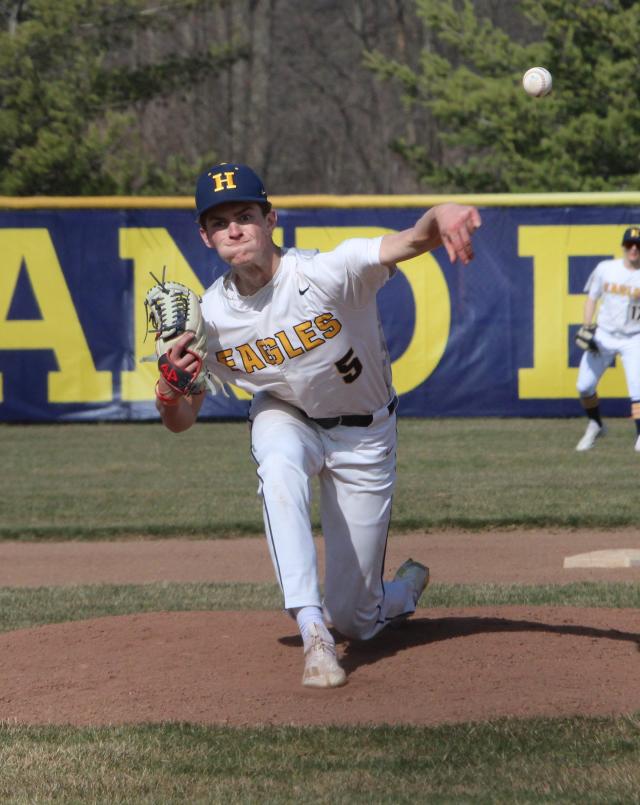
[{"left": 299, "top": 286, "right": 310, "bottom": 295}]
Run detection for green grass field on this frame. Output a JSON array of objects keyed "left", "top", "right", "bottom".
[
  {"left": 1, "top": 418, "right": 640, "bottom": 803},
  {"left": 2, "top": 718, "right": 640, "bottom": 803},
  {"left": 3, "top": 417, "right": 640, "bottom": 539}
]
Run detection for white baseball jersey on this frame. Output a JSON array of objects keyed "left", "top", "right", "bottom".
[
  {"left": 585, "top": 258, "right": 640, "bottom": 335},
  {"left": 200, "top": 237, "right": 396, "bottom": 417}
]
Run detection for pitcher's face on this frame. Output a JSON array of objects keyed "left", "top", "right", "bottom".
[{"left": 199, "top": 202, "right": 276, "bottom": 268}]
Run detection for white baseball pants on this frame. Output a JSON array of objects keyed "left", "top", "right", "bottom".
[
  {"left": 577, "top": 329, "right": 640, "bottom": 400},
  {"left": 248, "top": 392, "right": 416, "bottom": 640}
]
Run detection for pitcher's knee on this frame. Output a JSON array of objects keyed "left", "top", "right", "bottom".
[
  {"left": 326, "top": 602, "right": 378, "bottom": 641},
  {"left": 578, "top": 390, "right": 599, "bottom": 409}
]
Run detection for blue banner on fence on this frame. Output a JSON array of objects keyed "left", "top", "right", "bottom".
[{"left": 1, "top": 201, "right": 640, "bottom": 421}]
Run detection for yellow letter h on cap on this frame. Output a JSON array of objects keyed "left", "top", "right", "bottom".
[{"left": 210, "top": 171, "right": 237, "bottom": 192}]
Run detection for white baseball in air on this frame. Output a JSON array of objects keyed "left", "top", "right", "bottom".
[{"left": 522, "top": 66, "right": 553, "bottom": 97}]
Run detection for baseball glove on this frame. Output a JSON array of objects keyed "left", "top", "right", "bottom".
[
  {"left": 575, "top": 323, "right": 598, "bottom": 353},
  {"left": 142, "top": 273, "right": 222, "bottom": 397}
]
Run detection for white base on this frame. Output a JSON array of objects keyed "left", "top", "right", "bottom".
[{"left": 563, "top": 549, "right": 640, "bottom": 569}]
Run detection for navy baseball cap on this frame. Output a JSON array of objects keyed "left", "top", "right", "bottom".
[
  {"left": 195, "top": 162, "right": 269, "bottom": 219},
  {"left": 622, "top": 226, "right": 640, "bottom": 245}
]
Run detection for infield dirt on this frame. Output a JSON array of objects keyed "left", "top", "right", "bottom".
[{"left": 0, "top": 528, "right": 638, "bottom": 727}]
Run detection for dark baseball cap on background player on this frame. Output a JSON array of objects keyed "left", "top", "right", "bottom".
[
  {"left": 195, "top": 162, "right": 270, "bottom": 221},
  {"left": 622, "top": 226, "right": 640, "bottom": 246}
]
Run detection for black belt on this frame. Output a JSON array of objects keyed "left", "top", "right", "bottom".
[{"left": 308, "top": 395, "right": 398, "bottom": 430}]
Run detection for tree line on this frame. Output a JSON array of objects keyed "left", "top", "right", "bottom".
[{"left": 1, "top": 0, "right": 638, "bottom": 196}]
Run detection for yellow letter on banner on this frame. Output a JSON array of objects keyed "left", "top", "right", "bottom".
[
  {"left": 391, "top": 251, "right": 450, "bottom": 395},
  {"left": 0, "top": 229, "right": 112, "bottom": 403},
  {"left": 119, "top": 227, "right": 283, "bottom": 401},
  {"left": 294, "top": 228, "right": 450, "bottom": 394},
  {"left": 518, "top": 225, "right": 627, "bottom": 398},
  {"left": 119, "top": 228, "right": 206, "bottom": 401}
]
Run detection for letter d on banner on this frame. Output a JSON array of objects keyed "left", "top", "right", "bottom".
[
  {"left": 294, "top": 226, "right": 450, "bottom": 395},
  {"left": 393, "top": 251, "right": 450, "bottom": 395}
]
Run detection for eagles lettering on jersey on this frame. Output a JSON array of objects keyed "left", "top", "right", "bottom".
[
  {"left": 216, "top": 311, "right": 343, "bottom": 373},
  {"left": 603, "top": 282, "right": 640, "bottom": 299}
]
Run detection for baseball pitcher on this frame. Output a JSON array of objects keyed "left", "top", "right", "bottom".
[{"left": 147, "top": 162, "right": 481, "bottom": 687}]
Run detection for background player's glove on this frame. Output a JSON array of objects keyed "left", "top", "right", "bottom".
[
  {"left": 143, "top": 277, "right": 221, "bottom": 396},
  {"left": 575, "top": 324, "right": 598, "bottom": 353}
]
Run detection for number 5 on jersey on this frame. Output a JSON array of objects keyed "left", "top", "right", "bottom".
[{"left": 335, "top": 348, "right": 362, "bottom": 383}]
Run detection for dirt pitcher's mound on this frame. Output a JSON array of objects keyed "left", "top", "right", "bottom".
[{"left": 0, "top": 607, "right": 638, "bottom": 727}]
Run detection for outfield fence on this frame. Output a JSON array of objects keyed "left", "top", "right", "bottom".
[{"left": 1, "top": 192, "right": 640, "bottom": 421}]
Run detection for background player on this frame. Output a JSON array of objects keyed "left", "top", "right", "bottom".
[
  {"left": 575, "top": 226, "right": 640, "bottom": 451},
  {"left": 154, "top": 163, "right": 481, "bottom": 687}
]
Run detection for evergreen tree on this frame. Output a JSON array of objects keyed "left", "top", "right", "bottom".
[{"left": 365, "top": 0, "right": 640, "bottom": 192}]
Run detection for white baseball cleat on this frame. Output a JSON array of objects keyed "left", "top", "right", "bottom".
[
  {"left": 575, "top": 421, "right": 607, "bottom": 452},
  {"left": 635, "top": 435, "right": 640, "bottom": 453},
  {"left": 394, "top": 558, "right": 430, "bottom": 607},
  {"left": 302, "top": 624, "right": 347, "bottom": 689}
]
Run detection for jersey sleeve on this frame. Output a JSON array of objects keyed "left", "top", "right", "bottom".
[
  {"left": 584, "top": 262, "right": 604, "bottom": 299},
  {"left": 304, "top": 236, "right": 395, "bottom": 308}
]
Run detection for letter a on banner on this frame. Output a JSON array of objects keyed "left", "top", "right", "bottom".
[{"left": 0, "top": 229, "right": 112, "bottom": 403}]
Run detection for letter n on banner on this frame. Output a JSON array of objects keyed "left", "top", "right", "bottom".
[{"left": 119, "top": 228, "right": 205, "bottom": 401}]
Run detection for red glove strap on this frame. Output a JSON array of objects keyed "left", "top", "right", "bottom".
[{"left": 158, "top": 349, "right": 202, "bottom": 395}]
